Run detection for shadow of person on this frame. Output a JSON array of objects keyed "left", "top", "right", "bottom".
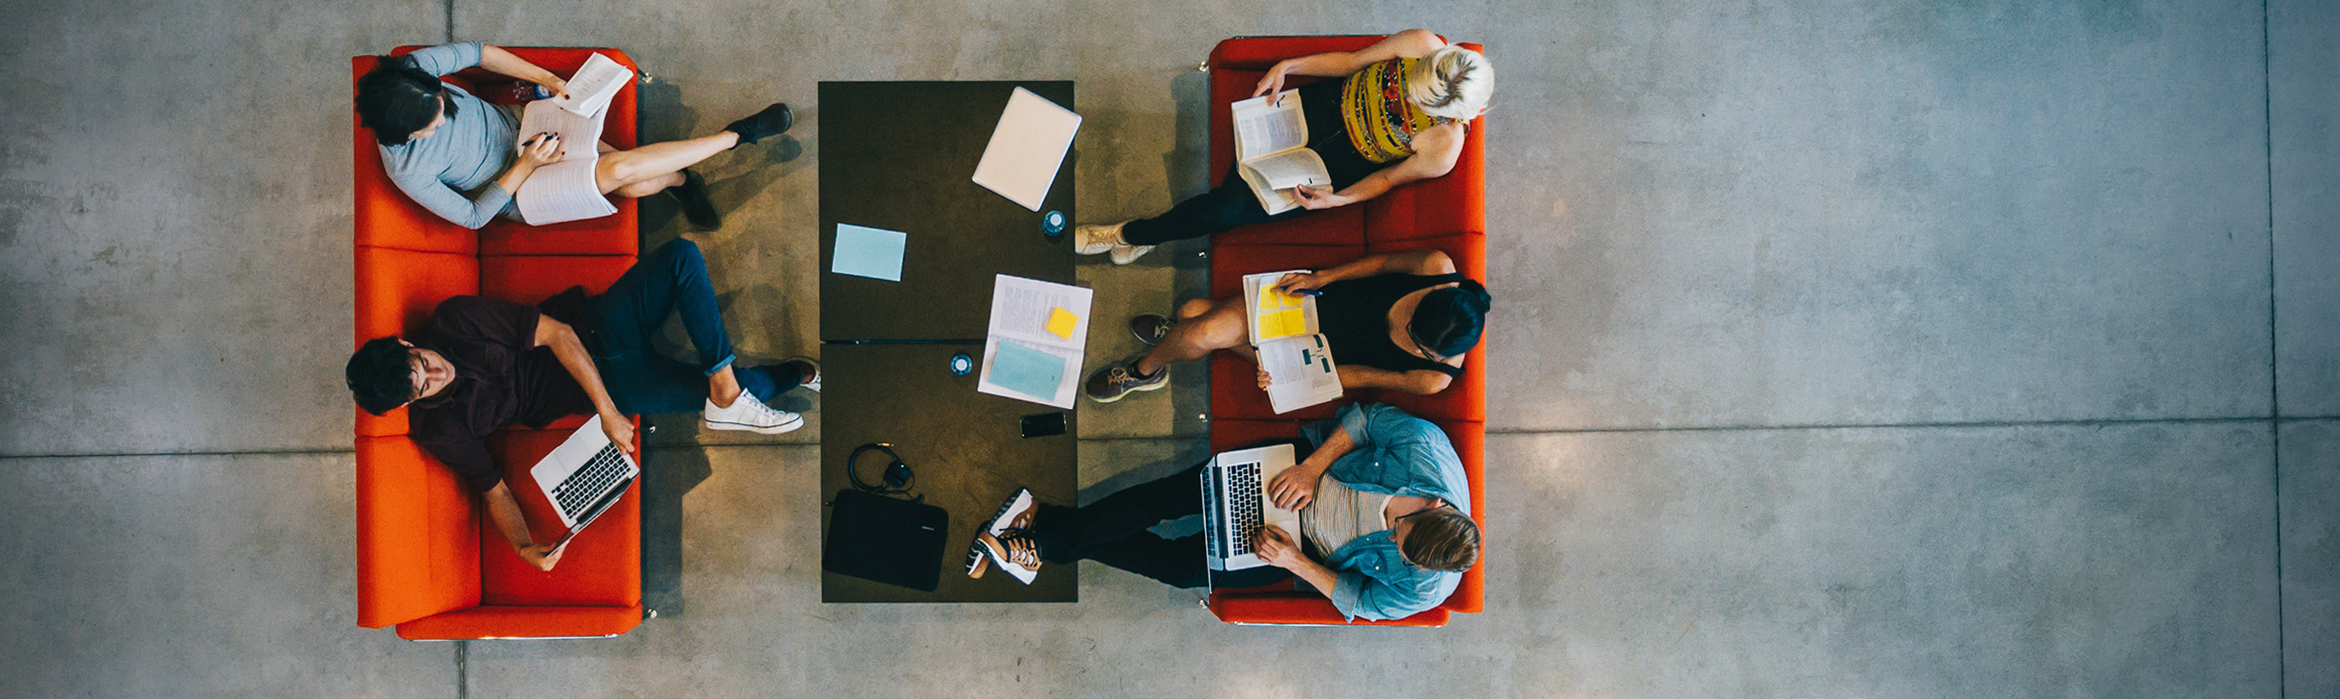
[{"left": 637, "top": 435, "right": 714, "bottom": 617}]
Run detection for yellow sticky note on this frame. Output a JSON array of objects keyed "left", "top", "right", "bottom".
[{"left": 1045, "top": 307, "right": 1079, "bottom": 339}]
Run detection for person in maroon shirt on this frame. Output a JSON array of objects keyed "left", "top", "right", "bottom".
[{"left": 345, "top": 239, "right": 811, "bottom": 570}]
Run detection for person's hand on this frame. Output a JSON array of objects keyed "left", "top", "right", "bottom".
[
  {"left": 1253, "top": 60, "right": 1296, "bottom": 98},
  {"left": 545, "top": 77, "right": 573, "bottom": 101},
  {"left": 1256, "top": 367, "right": 1274, "bottom": 390},
  {"left": 1274, "top": 271, "right": 1329, "bottom": 296},
  {"left": 1267, "top": 460, "right": 1325, "bottom": 510},
  {"left": 517, "top": 543, "right": 565, "bottom": 571},
  {"left": 1292, "top": 185, "right": 1352, "bottom": 210},
  {"left": 600, "top": 412, "right": 636, "bottom": 459},
  {"left": 517, "top": 132, "right": 563, "bottom": 168},
  {"left": 1252, "top": 525, "right": 1306, "bottom": 570}
]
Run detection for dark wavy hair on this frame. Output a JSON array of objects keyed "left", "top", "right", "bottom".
[
  {"left": 354, "top": 56, "right": 456, "bottom": 146},
  {"left": 1408, "top": 279, "right": 1491, "bottom": 358},
  {"left": 346, "top": 336, "right": 416, "bottom": 415}
]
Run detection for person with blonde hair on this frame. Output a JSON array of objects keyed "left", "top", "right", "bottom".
[{"left": 1075, "top": 29, "right": 1492, "bottom": 264}]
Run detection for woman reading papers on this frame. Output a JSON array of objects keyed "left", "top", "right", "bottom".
[{"left": 355, "top": 42, "right": 798, "bottom": 231}]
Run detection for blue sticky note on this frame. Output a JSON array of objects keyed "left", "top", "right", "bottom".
[
  {"left": 832, "top": 224, "right": 908, "bottom": 281},
  {"left": 990, "top": 341, "right": 1064, "bottom": 399}
]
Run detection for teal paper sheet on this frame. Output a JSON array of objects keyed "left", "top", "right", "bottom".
[
  {"left": 832, "top": 224, "right": 908, "bottom": 281},
  {"left": 989, "top": 341, "right": 1064, "bottom": 399}
]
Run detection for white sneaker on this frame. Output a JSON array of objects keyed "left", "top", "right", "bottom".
[
  {"left": 785, "top": 356, "right": 821, "bottom": 393},
  {"left": 1073, "top": 222, "right": 1124, "bottom": 255},
  {"left": 703, "top": 392, "right": 804, "bottom": 434},
  {"left": 1109, "top": 241, "right": 1155, "bottom": 266}
]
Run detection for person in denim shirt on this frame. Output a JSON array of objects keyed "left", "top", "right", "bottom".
[{"left": 981, "top": 402, "right": 1477, "bottom": 621}]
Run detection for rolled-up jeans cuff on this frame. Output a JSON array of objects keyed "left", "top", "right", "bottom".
[{"left": 704, "top": 354, "right": 737, "bottom": 377}]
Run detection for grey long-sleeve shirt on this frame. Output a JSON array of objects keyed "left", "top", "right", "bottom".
[{"left": 377, "top": 42, "right": 520, "bottom": 229}]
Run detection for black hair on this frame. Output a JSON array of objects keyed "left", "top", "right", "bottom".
[
  {"left": 354, "top": 56, "right": 456, "bottom": 146},
  {"left": 347, "top": 336, "right": 417, "bottom": 415},
  {"left": 1409, "top": 279, "right": 1491, "bottom": 358}
]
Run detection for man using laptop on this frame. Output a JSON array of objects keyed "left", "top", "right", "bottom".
[
  {"left": 343, "top": 239, "right": 814, "bottom": 571},
  {"left": 979, "top": 403, "right": 1478, "bottom": 621}
]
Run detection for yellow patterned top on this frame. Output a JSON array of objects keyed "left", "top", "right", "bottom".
[{"left": 1340, "top": 57, "right": 1457, "bottom": 164}]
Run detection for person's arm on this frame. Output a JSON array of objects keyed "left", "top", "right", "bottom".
[
  {"left": 1252, "top": 29, "right": 1448, "bottom": 96},
  {"left": 477, "top": 45, "right": 573, "bottom": 99},
  {"left": 383, "top": 130, "right": 562, "bottom": 229},
  {"left": 532, "top": 315, "right": 636, "bottom": 458},
  {"left": 1290, "top": 124, "right": 1466, "bottom": 210},
  {"left": 485, "top": 483, "right": 564, "bottom": 571},
  {"left": 1336, "top": 365, "right": 1455, "bottom": 395},
  {"left": 1273, "top": 249, "right": 1456, "bottom": 293},
  {"left": 1253, "top": 525, "right": 1342, "bottom": 592},
  {"left": 1267, "top": 423, "right": 1359, "bottom": 510}
]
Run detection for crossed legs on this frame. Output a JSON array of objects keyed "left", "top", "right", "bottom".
[{"left": 593, "top": 132, "right": 742, "bottom": 197}]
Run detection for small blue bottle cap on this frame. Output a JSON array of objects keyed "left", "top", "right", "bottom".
[
  {"left": 950, "top": 353, "right": 974, "bottom": 376},
  {"left": 1042, "top": 210, "right": 1066, "bottom": 237}
]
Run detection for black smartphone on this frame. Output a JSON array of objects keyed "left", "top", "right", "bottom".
[{"left": 1019, "top": 412, "right": 1068, "bottom": 438}]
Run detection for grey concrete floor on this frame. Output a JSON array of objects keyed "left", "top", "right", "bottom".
[{"left": 0, "top": 0, "right": 2331, "bottom": 696}]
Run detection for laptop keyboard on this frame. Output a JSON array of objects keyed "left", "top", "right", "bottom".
[
  {"left": 1225, "top": 461, "right": 1263, "bottom": 556},
  {"left": 551, "top": 444, "right": 629, "bottom": 518}
]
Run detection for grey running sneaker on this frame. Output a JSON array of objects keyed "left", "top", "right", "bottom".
[
  {"left": 1083, "top": 360, "right": 1167, "bottom": 403},
  {"left": 1129, "top": 314, "right": 1175, "bottom": 347}
]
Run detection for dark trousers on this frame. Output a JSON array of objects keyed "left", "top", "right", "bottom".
[
  {"left": 1120, "top": 82, "right": 1382, "bottom": 246},
  {"left": 586, "top": 239, "right": 800, "bottom": 415},
  {"left": 1031, "top": 440, "right": 1310, "bottom": 589}
]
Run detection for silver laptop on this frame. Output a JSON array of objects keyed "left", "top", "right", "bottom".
[
  {"left": 1201, "top": 443, "right": 1303, "bottom": 571},
  {"left": 529, "top": 414, "right": 641, "bottom": 551}
]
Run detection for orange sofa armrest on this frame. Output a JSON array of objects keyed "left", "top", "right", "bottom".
[
  {"left": 355, "top": 436, "right": 483, "bottom": 628},
  {"left": 1207, "top": 35, "right": 1397, "bottom": 70},
  {"left": 395, "top": 604, "right": 644, "bottom": 640},
  {"left": 1208, "top": 591, "right": 1452, "bottom": 627}
]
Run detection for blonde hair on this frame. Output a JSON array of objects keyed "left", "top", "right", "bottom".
[{"left": 1406, "top": 46, "right": 1493, "bottom": 122}]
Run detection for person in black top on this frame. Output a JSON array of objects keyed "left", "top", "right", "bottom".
[
  {"left": 344, "top": 239, "right": 815, "bottom": 570},
  {"left": 1084, "top": 249, "right": 1489, "bottom": 402}
]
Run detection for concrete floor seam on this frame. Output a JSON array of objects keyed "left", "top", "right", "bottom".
[{"left": 2263, "top": 0, "right": 2286, "bottom": 691}]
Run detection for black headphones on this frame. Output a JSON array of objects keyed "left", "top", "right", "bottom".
[{"left": 847, "top": 442, "right": 916, "bottom": 496}]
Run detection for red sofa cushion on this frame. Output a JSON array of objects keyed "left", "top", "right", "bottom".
[
  {"left": 478, "top": 254, "right": 636, "bottom": 306},
  {"left": 355, "top": 436, "right": 484, "bottom": 628},
  {"left": 475, "top": 428, "right": 643, "bottom": 608}
]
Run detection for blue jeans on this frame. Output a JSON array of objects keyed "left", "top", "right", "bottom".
[{"left": 587, "top": 239, "right": 801, "bottom": 414}]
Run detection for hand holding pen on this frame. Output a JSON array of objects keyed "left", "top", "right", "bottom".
[
  {"left": 1274, "top": 271, "right": 1328, "bottom": 297},
  {"left": 516, "top": 132, "right": 564, "bottom": 168}
]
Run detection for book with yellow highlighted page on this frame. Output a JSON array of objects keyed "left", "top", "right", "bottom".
[{"left": 1243, "top": 271, "right": 1343, "bottom": 413}]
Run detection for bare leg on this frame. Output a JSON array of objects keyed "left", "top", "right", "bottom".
[
  {"left": 1175, "top": 298, "right": 1213, "bottom": 320},
  {"left": 1134, "top": 296, "right": 1248, "bottom": 375},
  {"left": 708, "top": 365, "right": 743, "bottom": 408},
  {"left": 595, "top": 132, "right": 742, "bottom": 193},
  {"left": 614, "top": 171, "right": 682, "bottom": 199}
]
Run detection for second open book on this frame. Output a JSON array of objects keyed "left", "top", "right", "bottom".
[
  {"left": 1231, "top": 92, "right": 1332, "bottom": 215},
  {"left": 1244, "top": 271, "right": 1343, "bottom": 413}
]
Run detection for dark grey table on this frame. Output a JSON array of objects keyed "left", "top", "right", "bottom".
[{"left": 817, "top": 81, "right": 1079, "bottom": 603}]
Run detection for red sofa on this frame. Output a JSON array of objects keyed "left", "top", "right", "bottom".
[
  {"left": 352, "top": 47, "right": 645, "bottom": 640},
  {"left": 1202, "top": 36, "right": 1488, "bottom": 627}
]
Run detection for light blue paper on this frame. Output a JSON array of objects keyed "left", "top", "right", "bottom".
[
  {"left": 989, "top": 341, "right": 1064, "bottom": 399},
  {"left": 832, "top": 224, "right": 908, "bottom": 281}
]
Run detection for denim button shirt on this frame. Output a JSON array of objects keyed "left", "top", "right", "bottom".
[{"left": 1299, "top": 403, "right": 1472, "bottom": 621}]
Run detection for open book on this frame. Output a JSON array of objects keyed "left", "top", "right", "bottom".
[
  {"left": 1230, "top": 91, "right": 1331, "bottom": 215},
  {"left": 513, "top": 99, "right": 618, "bottom": 225},
  {"left": 976, "top": 275, "right": 1093, "bottom": 409},
  {"left": 1244, "top": 271, "right": 1343, "bottom": 413},
  {"left": 549, "top": 52, "right": 633, "bottom": 118}
]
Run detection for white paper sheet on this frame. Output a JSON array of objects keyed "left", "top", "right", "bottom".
[
  {"left": 1231, "top": 91, "right": 1306, "bottom": 161},
  {"left": 1260, "top": 333, "right": 1343, "bottom": 414},
  {"left": 550, "top": 52, "right": 634, "bottom": 119},
  {"left": 971, "top": 88, "right": 1082, "bottom": 211},
  {"left": 514, "top": 100, "right": 618, "bottom": 225},
  {"left": 976, "top": 275, "right": 1093, "bottom": 408}
]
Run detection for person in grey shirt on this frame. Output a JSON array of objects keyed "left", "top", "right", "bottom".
[{"left": 355, "top": 42, "right": 795, "bottom": 230}]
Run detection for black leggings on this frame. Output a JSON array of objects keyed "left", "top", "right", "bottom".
[
  {"left": 1030, "top": 441, "right": 1312, "bottom": 588},
  {"left": 1120, "top": 82, "right": 1383, "bottom": 246}
]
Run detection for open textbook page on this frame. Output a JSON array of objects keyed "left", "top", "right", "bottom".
[
  {"left": 1241, "top": 271, "right": 1341, "bottom": 413},
  {"left": 550, "top": 52, "right": 633, "bottom": 118},
  {"left": 514, "top": 100, "right": 617, "bottom": 225},
  {"left": 977, "top": 275, "right": 1093, "bottom": 409},
  {"left": 1230, "top": 91, "right": 1330, "bottom": 215}
]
